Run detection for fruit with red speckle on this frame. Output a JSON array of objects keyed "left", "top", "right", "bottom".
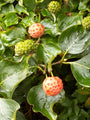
[
  {"left": 28, "top": 23, "right": 45, "bottom": 38},
  {"left": 43, "top": 76, "right": 63, "bottom": 96}
]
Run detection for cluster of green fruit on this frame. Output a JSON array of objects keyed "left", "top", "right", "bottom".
[{"left": 82, "top": 16, "right": 90, "bottom": 30}]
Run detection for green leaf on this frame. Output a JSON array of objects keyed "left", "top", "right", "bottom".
[
  {"left": 16, "top": 111, "right": 26, "bottom": 120},
  {"left": 13, "top": 76, "right": 35, "bottom": 104},
  {"left": 2, "top": 47, "right": 14, "bottom": 59},
  {"left": 72, "top": 91, "right": 88, "bottom": 103},
  {"left": 78, "top": 109, "right": 89, "bottom": 119},
  {"left": 76, "top": 84, "right": 90, "bottom": 95},
  {"left": 21, "top": 12, "right": 36, "bottom": 27},
  {"left": 0, "top": 56, "right": 29, "bottom": 98},
  {"left": 57, "top": 14, "right": 82, "bottom": 31},
  {"left": 37, "top": 43, "right": 61, "bottom": 65},
  {"left": 0, "top": 0, "right": 15, "bottom": 9},
  {"left": 58, "top": 107, "right": 72, "bottom": 120},
  {"left": 28, "top": 56, "right": 38, "bottom": 75},
  {"left": 35, "top": 0, "right": 44, "bottom": 4},
  {"left": 58, "top": 25, "right": 90, "bottom": 54},
  {"left": 68, "top": 0, "right": 80, "bottom": 11},
  {"left": 0, "top": 38, "right": 5, "bottom": 56},
  {"left": 78, "top": 0, "right": 90, "bottom": 12},
  {"left": 23, "top": 0, "right": 36, "bottom": 11},
  {"left": 0, "top": 98, "right": 20, "bottom": 120},
  {"left": 0, "top": 4, "right": 15, "bottom": 19},
  {"left": 65, "top": 45, "right": 90, "bottom": 59},
  {"left": 71, "top": 54, "right": 90, "bottom": 87},
  {"left": 38, "top": 0, "right": 51, "bottom": 8},
  {"left": 3, "top": 12, "right": 18, "bottom": 27},
  {"left": 13, "top": 75, "right": 44, "bottom": 104},
  {"left": 41, "top": 35, "right": 58, "bottom": 45},
  {"left": 27, "top": 84, "right": 65, "bottom": 120},
  {"left": 15, "top": 4, "right": 29, "bottom": 15},
  {"left": 41, "top": 9, "right": 51, "bottom": 17},
  {"left": 41, "top": 19, "right": 61, "bottom": 37},
  {"left": 1, "top": 24, "right": 26, "bottom": 46}
]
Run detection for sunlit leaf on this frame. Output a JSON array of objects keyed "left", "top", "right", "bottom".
[
  {"left": 0, "top": 98, "right": 20, "bottom": 120},
  {"left": 27, "top": 84, "right": 65, "bottom": 120},
  {"left": 71, "top": 54, "right": 90, "bottom": 87},
  {"left": 0, "top": 56, "right": 29, "bottom": 98},
  {"left": 58, "top": 25, "right": 90, "bottom": 54}
]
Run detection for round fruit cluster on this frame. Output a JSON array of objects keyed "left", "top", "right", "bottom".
[
  {"left": 15, "top": 39, "right": 35, "bottom": 56},
  {"left": 28, "top": 23, "right": 45, "bottom": 38},
  {"left": 48, "top": 1, "right": 61, "bottom": 14},
  {"left": 43, "top": 76, "right": 63, "bottom": 96},
  {"left": 82, "top": 16, "right": 90, "bottom": 30}
]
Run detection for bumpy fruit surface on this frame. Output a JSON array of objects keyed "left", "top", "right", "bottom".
[
  {"left": 15, "top": 39, "right": 35, "bottom": 56},
  {"left": 43, "top": 76, "right": 63, "bottom": 96},
  {"left": 48, "top": 1, "right": 61, "bottom": 14},
  {"left": 82, "top": 16, "right": 90, "bottom": 30},
  {"left": 28, "top": 23, "right": 45, "bottom": 38}
]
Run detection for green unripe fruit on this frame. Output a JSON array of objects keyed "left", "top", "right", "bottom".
[
  {"left": 82, "top": 16, "right": 90, "bottom": 30},
  {"left": 48, "top": 1, "right": 61, "bottom": 14},
  {"left": 15, "top": 40, "right": 35, "bottom": 56}
]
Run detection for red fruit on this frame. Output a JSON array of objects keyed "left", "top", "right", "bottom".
[
  {"left": 43, "top": 76, "right": 63, "bottom": 96},
  {"left": 28, "top": 23, "right": 45, "bottom": 38}
]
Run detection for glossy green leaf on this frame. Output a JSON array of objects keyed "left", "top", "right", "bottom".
[
  {"left": 13, "top": 76, "right": 35, "bottom": 104},
  {"left": 41, "top": 35, "right": 58, "bottom": 45},
  {"left": 0, "top": 4, "right": 15, "bottom": 19},
  {"left": 0, "top": 56, "right": 29, "bottom": 98},
  {"left": 27, "top": 84, "right": 65, "bottom": 120},
  {"left": 68, "top": 0, "right": 80, "bottom": 11},
  {"left": 41, "top": 9, "right": 51, "bottom": 17},
  {"left": 28, "top": 56, "right": 38, "bottom": 75},
  {"left": 71, "top": 54, "right": 90, "bottom": 87},
  {"left": 13, "top": 75, "right": 44, "bottom": 104},
  {"left": 0, "top": 0, "right": 15, "bottom": 9},
  {"left": 37, "top": 43, "right": 61, "bottom": 65},
  {"left": 57, "top": 14, "right": 82, "bottom": 31},
  {"left": 1, "top": 24, "right": 26, "bottom": 46},
  {"left": 58, "top": 25, "right": 90, "bottom": 54},
  {"left": 0, "top": 38, "right": 5, "bottom": 56},
  {"left": 38, "top": 0, "right": 51, "bottom": 8},
  {"left": 41, "top": 19, "right": 61, "bottom": 37},
  {"left": 2, "top": 47, "right": 14, "bottom": 59},
  {"left": 65, "top": 45, "right": 90, "bottom": 59},
  {"left": 3, "top": 12, "right": 18, "bottom": 27},
  {"left": 15, "top": 4, "right": 29, "bottom": 15},
  {"left": 0, "top": 98, "right": 20, "bottom": 120},
  {"left": 21, "top": 12, "right": 35, "bottom": 27},
  {"left": 23, "top": 0, "right": 36, "bottom": 11},
  {"left": 78, "top": 0, "right": 90, "bottom": 12}
]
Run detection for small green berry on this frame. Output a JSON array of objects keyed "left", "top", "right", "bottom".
[
  {"left": 48, "top": 1, "right": 61, "bottom": 14},
  {"left": 82, "top": 16, "right": 90, "bottom": 30},
  {"left": 15, "top": 40, "right": 35, "bottom": 56}
]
